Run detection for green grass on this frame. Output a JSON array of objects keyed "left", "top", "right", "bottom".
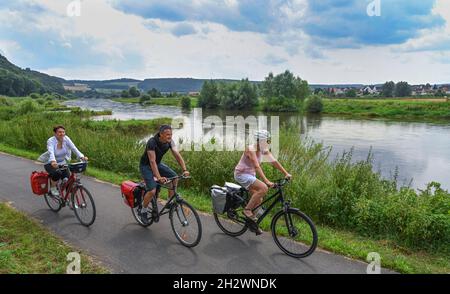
[
  {"left": 0, "top": 144, "right": 449, "bottom": 274},
  {"left": 323, "top": 98, "right": 450, "bottom": 119},
  {"left": 0, "top": 202, "right": 108, "bottom": 274}
]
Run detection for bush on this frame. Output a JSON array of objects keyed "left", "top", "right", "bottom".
[
  {"left": 180, "top": 96, "right": 191, "bottom": 109},
  {"left": 17, "top": 99, "right": 41, "bottom": 115},
  {"left": 35, "top": 98, "right": 45, "bottom": 105},
  {"left": 0, "top": 96, "right": 12, "bottom": 106},
  {"left": 262, "top": 96, "right": 301, "bottom": 112},
  {"left": 305, "top": 95, "right": 324, "bottom": 113},
  {"left": 139, "top": 94, "right": 151, "bottom": 104},
  {"left": 30, "top": 93, "right": 40, "bottom": 99}
]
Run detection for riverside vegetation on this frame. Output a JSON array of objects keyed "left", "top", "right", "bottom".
[{"left": 0, "top": 96, "right": 449, "bottom": 273}]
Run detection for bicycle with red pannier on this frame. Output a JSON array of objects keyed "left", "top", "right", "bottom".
[
  {"left": 120, "top": 175, "right": 202, "bottom": 247},
  {"left": 30, "top": 160, "right": 96, "bottom": 226}
]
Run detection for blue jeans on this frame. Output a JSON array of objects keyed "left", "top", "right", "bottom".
[{"left": 139, "top": 163, "right": 177, "bottom": 191}]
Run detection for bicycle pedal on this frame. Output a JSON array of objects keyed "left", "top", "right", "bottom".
[{"left": 245, "top": 219, "right": 261, "bottom": 234}]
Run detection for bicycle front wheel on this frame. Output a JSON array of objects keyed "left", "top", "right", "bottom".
[
  {"left": 169, "top": 200, "right": 202, "bottom": 247},
  {"left": 271, "top": 209, "right": 318, "bottom": 258},
  {"left": 71, "top": 186, "right": 96, "bottom": 227}
]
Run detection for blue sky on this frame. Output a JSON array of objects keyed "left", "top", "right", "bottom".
[{"left": 0, "top": 0, "right": 449, "bottom": 83}]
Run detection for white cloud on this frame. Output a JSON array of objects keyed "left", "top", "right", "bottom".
[{"left": 0, "top": 0, "right": 449, "bottom": 83}]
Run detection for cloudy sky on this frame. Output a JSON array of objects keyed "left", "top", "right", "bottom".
[{"left": 0, "top": 0, "right": 449, "bottom": 84}]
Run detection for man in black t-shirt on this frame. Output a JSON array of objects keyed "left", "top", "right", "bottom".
[{"left": 139, "top": 125, "right": 190, "bottom": 224}]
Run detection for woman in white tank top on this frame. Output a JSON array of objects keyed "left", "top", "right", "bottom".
[{"left": 234, "top": 130, "right": 292, "bottom": 230}]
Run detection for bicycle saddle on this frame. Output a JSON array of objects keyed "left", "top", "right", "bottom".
[{"left": 224, "top": 182, "right": 243, "bottom": 191}]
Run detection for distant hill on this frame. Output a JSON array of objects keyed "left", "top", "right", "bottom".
[
  {"left": 2, "top": 54, "right": 447, "bottom": 97},
  {"left": 0, "top": 54, "right": 65, "bottom": 96},
  {"left": 66, "top": 78, "right": 141, "bottom": 91}
]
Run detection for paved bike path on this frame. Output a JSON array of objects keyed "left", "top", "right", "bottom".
[{"left": 0, "top": 152, "right": 395, "bottom": 274}]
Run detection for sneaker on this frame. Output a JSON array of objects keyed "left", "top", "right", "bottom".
[
  {"left": 50, "top": 188, "right": 59, "bottom": 197},
  {"left": 139, "top": 207, "right": 150, "bottom": 225},
  {"left": 246, "top": 218, "right": 263, "bottom": 236}
]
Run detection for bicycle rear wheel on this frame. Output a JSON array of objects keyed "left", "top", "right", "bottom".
[
  {"left": 44, "top": 192, "right": 62, "bottom": 212},
  {"left": 170, "top": 200, "right": 202, "bottom": 247},
  {"left": 213, "top": 208, "right": 248, "bottom": 237},
  {"left": 71, "top": 186, "right": 96, "bottom": 227},
  {"left": 271, "top": 209, "right": 318, "bottom": 258},
  {"left": 131, "top": 205, "right": 153, "bottom": 227}
]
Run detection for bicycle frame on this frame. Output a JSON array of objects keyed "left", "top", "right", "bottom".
[
  {"left": 146, "top": 175, "right": 187, "bottom": 223},
  {"left": 245, "top": 182, "right": 292, "bottom": 226},
  {"left": 49, "top": 167, "right": 83, "bottom": 205}
]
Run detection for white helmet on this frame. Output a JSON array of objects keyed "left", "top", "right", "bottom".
[{"left": 254, "top": 130, "right": 271, "bottom": 140}]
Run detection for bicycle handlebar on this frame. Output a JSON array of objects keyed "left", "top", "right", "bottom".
[
  {"left": 272, "top": 177, "right": 291, "bottom": 188},
  {"left": 55, "top": 160, "right": 88, "bottom": 171},
  {"left": 159, "top": 174, "right": 191, "bottom": 185}
]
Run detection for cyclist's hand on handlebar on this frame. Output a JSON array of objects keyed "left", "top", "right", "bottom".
[
  {"left": 81, "top": 156, "right": 88, "bottom": 162},
  {"left": 182, "top": 170, "right": 190, "bottom": 177},
  {"left": 51, "top": 161, "right": 58, "bottom": 168},
  {"left": 265, "top": 180, "right": 275, "bottom": 188},
  {"left": 157, "top": 177, "right": 168, "bottom": 184},
  {"left": 285, "top": 173, "right": 292, "bottom": 181}
]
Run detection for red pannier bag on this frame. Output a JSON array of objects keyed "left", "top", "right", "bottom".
[
  {"left": 121, "top": 181, "right": 141, "bottom": 208},
  {"left": 30, "top": 171, "right": 49, "bottom": 196}
]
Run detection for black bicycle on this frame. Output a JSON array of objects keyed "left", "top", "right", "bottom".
[
  {"left": 131, "top": 175, "right": 202, "bottom": 248},
  {"left": 213, "top": 178, "right": 318, "bottom": 258}
]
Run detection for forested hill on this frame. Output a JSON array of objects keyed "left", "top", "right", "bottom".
[{"left": 0, "top": 54, "right": 65, "bottom": 96}]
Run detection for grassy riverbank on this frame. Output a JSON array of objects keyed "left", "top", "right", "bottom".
[
  {"left": 0, "top": 97, "right": 448, "bottom": 273},
  {"left": 0, "top": 202, "right": 108, "bottom": 273},
  {"left": 322, "top": 98, "right": 450, "bottom": 119},
  {"left": 113, "top": 95, "right": 450, "bottom": 120}
]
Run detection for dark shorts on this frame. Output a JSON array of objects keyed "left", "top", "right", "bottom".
[
  {"left": 44, "top": 163, "right": 70, "bottom": 182},
  {"left": 139, "top": 163, "right": 177, "bottom": 191}
]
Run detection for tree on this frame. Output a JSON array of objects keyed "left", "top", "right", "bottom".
[
  {"left": 180, "top": 96, "right": 191, "bottom": 109},
  {"left": 395, "top": 81, "right": 412, "bottom": 97},
  {"left": 345, "top": 89, "right": 357, "bottom": 98},
  {"left": 217, "top": 79, "right": 258, "bottom": 110},
  {"left": 148, "top": 88, "right": 161, "bottom": 98},
  {"left": 382, "top": 81, "right": 395, "bottom": 97},
  {"left": 198, "top": 80, "right": 220, "bottom": 108},
  {"left": 120, "top": 90, "right": 130, "bottom": 98},
  {"left": 305, "top": 95, "right": 323, "bottom": 113},
  {"left": 139, "top": 94, "right": 151, "bottom": 104},
  {"left": 261, "top": 70, "right": 309, "bottom": 111},
  {"left": 129, "top": 86, "right": 140, "bottom": 97},
  {"left": 435, "top": 89, "right": 446, "bottom": 97}
]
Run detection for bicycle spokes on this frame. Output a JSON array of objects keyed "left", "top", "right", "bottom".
[
  {"left": 272, "top": 210, "right": 318, "bottom": 258},
  {"left": 72, "top": 187, "right": 96, "bottom": 227},
  {"left": 170, "top": 201, "right": 202, "bottom": 247}
]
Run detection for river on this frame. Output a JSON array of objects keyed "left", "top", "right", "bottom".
[{"left": 64, "top": 99, "right": 450, "bottom": 190}]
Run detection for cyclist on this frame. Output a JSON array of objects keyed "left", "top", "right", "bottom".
[
  {"left": 139, "top": 124, "right": 190, "bottom": 224},
  {"left": 234, "top": 130, "right": 291, "bottom": 223},
  {"left": 39, "top": 125, "right": 88, "bottom": 197}
]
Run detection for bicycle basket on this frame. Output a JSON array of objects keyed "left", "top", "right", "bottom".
[
  {"left": 69, "top": 162, "right": 87, "bottom": 173},
  {"left": 210, "top": 186, "right": 227, "bottom": 214}
]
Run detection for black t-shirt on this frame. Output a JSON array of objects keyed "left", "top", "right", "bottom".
[{"left": 140, "top": 134, "right": 174, "bottom": 166}]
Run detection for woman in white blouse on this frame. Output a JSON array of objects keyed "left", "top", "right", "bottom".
[{"left": 41, "top": 125, "right": 88, "bottom": 196}]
